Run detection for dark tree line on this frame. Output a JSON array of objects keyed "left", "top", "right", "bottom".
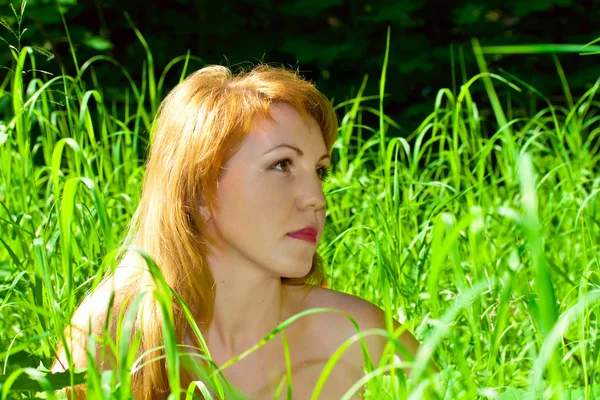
[{"left": 0, "top": 0, "right": 598, "bottom": 132}]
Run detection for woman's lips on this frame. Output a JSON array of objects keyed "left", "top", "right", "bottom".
[{"left": 286, "top": 232, "right": 317, "bottom": 243}]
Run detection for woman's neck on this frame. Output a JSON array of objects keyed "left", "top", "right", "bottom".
[{"left": 207, "top": 271, "right": 287, "bottom": 362}]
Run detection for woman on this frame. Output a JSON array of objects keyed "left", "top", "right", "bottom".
[{"left": 52, "top": 64, "right": 425, "bottom": 399}]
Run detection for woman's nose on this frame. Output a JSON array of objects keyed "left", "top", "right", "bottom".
[{"left": 296, "top": 172, "right": 327, "bottom": 211}]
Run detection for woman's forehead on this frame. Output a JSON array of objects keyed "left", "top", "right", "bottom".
[
  {"left": 248, "top": 104, "right": 322, "bottom": 147},
  {"left": 223, "top": 103, "right": 326, "bottom": 165}
]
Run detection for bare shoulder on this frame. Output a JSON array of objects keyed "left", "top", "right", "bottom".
[
  {"left": 305, "top": 286, "right": 385, "bottom": 322},
  {"left": 303, "top": 286, "right": 405, "bottom": 333},
  {"left": 51, "top": 267, "right": 142, "bottom": 374},
  {"left": 301, "top": 286, "right": 421, "bottom": 367}
]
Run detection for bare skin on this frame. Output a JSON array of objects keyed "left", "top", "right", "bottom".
[
  {"left": 184, "top": 102, "right": 424, "bottom": 398},
  {"left": 189, "top": 284, "right": 422, "bottom": 399}
]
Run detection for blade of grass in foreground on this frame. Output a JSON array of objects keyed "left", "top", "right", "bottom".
[
  {"left": 517, "top": 152, "right": 563, "bottom": 398},
  {"left": 517, "top": 153, "right": 558, "bottom": 336},
  {"left": 530, "top": 290, "right": 600, "bottom": 397}
]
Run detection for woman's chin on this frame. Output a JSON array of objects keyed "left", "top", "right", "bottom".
[{"left": 281, "top": 267, "right": 312, "bottom": 279}]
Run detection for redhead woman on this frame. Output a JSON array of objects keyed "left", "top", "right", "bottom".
[{"left": 51, "top": 64, "right": 429, "bottom": 399}]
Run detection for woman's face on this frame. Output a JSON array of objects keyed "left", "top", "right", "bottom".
[{"left": 203, "top": 102, "right": 330, "bottom": 279}]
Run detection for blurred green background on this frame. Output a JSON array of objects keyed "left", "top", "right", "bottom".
[{"left": 0, "top": 0, "right": 598, "bottom": 130}]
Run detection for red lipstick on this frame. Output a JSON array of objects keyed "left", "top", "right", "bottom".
[{"left": 287, "top": 227, "right": 318, "bottom": 243}]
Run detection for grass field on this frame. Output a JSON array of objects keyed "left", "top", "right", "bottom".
[{"left": 1, "top": 5, "right": 599, "bottom": 399}]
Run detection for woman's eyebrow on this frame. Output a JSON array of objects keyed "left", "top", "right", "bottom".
[{"left": 263, "top": 143, "right": 331, "bottom": 161}]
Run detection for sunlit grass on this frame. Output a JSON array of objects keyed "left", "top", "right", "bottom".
[{"left": 0, "top": 7, "right": 599, "bottom": 399}]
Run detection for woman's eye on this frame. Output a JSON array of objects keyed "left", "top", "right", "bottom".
[
  {"left": 272, "top": 158, "right": 292, "bottom": 172},
  {"left": 271, "top": 158, "right": 331, "bottom": 182},
  {"left": 317, "top": 166, "right": 331, "bottom": 182}
]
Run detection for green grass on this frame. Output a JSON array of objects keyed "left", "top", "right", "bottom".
[{"left": 1, "top": 7, "right": 600, "bottom": 400}]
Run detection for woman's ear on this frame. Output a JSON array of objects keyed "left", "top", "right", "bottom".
[
  {"left": 185, "top": 196, "right": 211, "bottom": 223},
  {"left": 200, "top": 205, "right": 211, "bottom": 223}
]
